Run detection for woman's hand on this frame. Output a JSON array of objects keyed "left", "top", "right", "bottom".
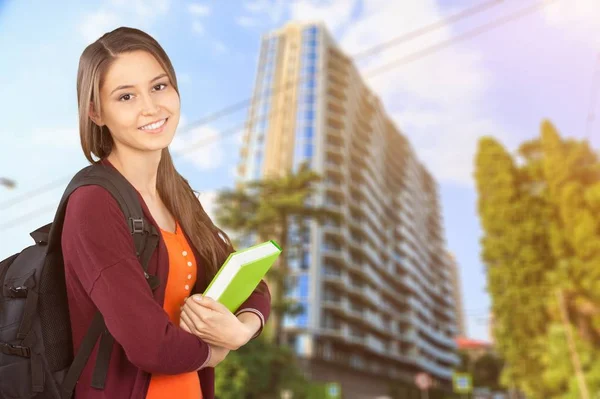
[
  {"left": 179, "top": 295, "right": 254, "bottom": 350},
  {"left": 205, "top": 344, "right": 230, "bottom": 369}
]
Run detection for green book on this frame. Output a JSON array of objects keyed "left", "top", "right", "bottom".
[{"left": 203, "top": 240, "right": 282, "bottom": 312}]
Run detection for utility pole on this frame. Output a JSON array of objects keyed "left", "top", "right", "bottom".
[
  {"left": 0, "top": 177, "right": 16, "bottom": 189},
  {"left": 557, "top": 289, "right": 590, "bottom": 399}
]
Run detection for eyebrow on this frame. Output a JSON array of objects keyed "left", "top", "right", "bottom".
[{"left": 110, "top": 73, "right": 168, "bottom": 95}]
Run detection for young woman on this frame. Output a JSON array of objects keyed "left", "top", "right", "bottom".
[{"left": 61, "top": 26, "right": 271, "bottom": 399}]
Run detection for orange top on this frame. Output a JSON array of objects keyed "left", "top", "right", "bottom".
[{"left": 145, "top": 222, "right": 203, "bottom": 399}]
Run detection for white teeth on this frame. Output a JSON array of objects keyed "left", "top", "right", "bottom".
[{"left": 140, "top": 119, "right": 166, "bottom": 130}]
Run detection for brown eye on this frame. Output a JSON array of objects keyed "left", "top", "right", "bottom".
[
  {"left": 119, "top": 94, "right": 133, "bottom": 102},
  {"left": 154, "top": 83, "right": 167, "bottom": 91}
]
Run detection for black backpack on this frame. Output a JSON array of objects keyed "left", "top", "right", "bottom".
[{"left": 0, "top": 164, "right": 161, "bottom": 399}]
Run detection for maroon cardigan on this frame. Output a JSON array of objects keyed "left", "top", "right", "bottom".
[{"left": 61, "top": 164, "right": 271, "bottom": 399}]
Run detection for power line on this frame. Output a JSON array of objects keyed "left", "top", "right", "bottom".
[
  {"left": 0, "top": 0, "right": 506, "bottom": 212},
  {"left": 353, "top": 0, "right": 504, "bottom": 59},
  {"left": 1, "top": 0, "right": 558, "bottom": 228},
  {"left": 585, "top": 53, "right": 600, "bottom": 140},
  {"left": 0, "top": 205, "right": 59, "bottom": 231},
  {"left": 175, "top": 122, "right": 246, "bottom": 156},
  {"left": 367, "top": 0, "right": 559, "bottom": 77}
]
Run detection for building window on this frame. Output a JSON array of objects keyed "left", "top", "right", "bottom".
[
  {"left": 302, "top": 250, "right": 311, "bottom": 269},
  {"left": 298, "top": 274, "right": 309, "bottom": 298},
  {"left": 303, "top": 77, "right": 315, "bottom": 90},
  {"left": 304, "top": 126, "right": 313, "bottom": 139},
  {"left": 297, "top": 300, "right": 308, "bottom": 327},
  {"left": 305, "top": 64, "right": 316, "bottom": 75},
  {"left": 304, "top": 143, "right": 313, "bottom": 158},
  {"left": 305, "top": 109, "right": 314, "bottom": 121},
  {"left": 289, "top": 255, "right": 300, "bottom": 271}
]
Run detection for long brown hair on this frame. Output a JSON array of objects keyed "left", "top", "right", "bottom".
[{"left": 76, "top": 26, "right": 233, "bottom": 282}]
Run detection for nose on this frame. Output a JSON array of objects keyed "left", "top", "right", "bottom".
[{"left": 140, "top": 93, "right": 160, "bottom": 116}]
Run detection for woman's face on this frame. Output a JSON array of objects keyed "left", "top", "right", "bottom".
[{"left": 95, "top": 50, "right": 180, "bottom": 154}]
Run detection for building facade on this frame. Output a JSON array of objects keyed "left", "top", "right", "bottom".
[
  {"left": 447, "top": 252, "right": 467, "bottom": 338},
  {"left": 237, "top": 21, "right": 460, "bottom": 396}
]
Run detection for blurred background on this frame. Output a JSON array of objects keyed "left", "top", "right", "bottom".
[{"left": 1, "top": 0, "right": 599, "bottom": 398}]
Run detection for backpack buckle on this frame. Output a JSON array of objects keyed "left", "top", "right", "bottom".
[
  {"left": 0, "top": 342, "right": 31, "bottom": 358},
  {"left": 128, "top": 218, "right": 144, "bottom": 234}
]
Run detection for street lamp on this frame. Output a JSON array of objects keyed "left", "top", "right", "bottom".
[{"left": 0, "top": 177, "right": 16, "bottom": 189}]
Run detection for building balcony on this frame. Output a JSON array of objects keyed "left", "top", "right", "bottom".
[
  {"left": 327, "top": 60, "right": 348, "bottom": 80},
  {"left": 327, "top": 86, "right": 347, "bottom": 103},
  {"left": 416, "top": 336, "right": 460, "bottom": 366},
  {"left": 416, "top": 357, "right": 453, "bottom": 381}
]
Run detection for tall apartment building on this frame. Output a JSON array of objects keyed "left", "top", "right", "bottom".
[
  {"left": 447, "top": 252, "right": 467, "bottom": 338},
  {"left": 237, "top": 21, "right": 460, "bottom": 395}
]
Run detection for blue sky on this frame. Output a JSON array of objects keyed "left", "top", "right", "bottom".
[{"left": 1, "top": 0, "right": 599, "bottom": 342}]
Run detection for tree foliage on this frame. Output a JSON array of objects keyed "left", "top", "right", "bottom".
[
  {"left": 213, "top": 162, "right": 340, "bottom": 397},
  {"left": 474, "top": 120, "right": 600, "bottom": 397}
]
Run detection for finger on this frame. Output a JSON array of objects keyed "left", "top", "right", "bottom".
[
  {"left": 184, "top": 299, "right": 214, "bottom": 320},
  {"left": 181, "top": 311, "right": 212, "bottom": 340},
  {"left": 180, "top": 311, "right": 194, "bottom": 333},
  {"left": 182, "top": 305, "right": 208, "bottom": 333},
  {"left": 179, "top": 316, "right": 192, "bottom": 333},
  {"left": 192, "top": 295, "right": 228, "bottom": 313}
]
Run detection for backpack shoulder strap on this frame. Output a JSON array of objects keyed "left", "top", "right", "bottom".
[
  {"left": 56, "top": 163, "right": 161, "bottom": 397},
  {"left": 51, "top": 163, "right": 160, "bottom": 277}
]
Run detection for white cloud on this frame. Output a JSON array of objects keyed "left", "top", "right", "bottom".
[
  {"left": 192, "top": 20, "right": 205, "bottom": 35},
  {"left": 78, "top": 10, "right": 121, "bottom": 43},
  {"left": 236, "top": 16, "right": 260, "bottom": 28},
  {"left": 212, "top": 40, "right": 228, "bottom": 54},
  {"left": 78, "top": 0, "right": 171, "bottom": 43},
  {"left": 188, "top": 3, "right": 211, "bottom": 17},
  {"left": 230, "top": 165, "right": 239, "bottom": 179},
  {"left": 288, "top": 0, "right": 506, "bottom": 186},
  {"left": 542, "top": 0, "right": 600, "bottom": 46},
  {"left": 243, "top": 0, "right": 285, "bottom": 23},
  {"left": 196, "top": 190, "right": 217, "bottom": 220},
  {"left": 130, "top": 0, "right": 170, "bottom": 17},
  {"left": 233, "top": 127, "right": 245, "bottom": 146},
  {"left": 30, "top": 127, "right": 80, "bottom": 150},
  {"left": 177, "top": 72, "right": 192, "bottom": 85},
  {"left": 109, "top": 0, "right": 170, "bottom": 15},
  {"left": 178, "top": 114, "right": 188, "bottom": 129},
  {"left": 171, "top": 125, "right": 223, "bottom": 170},
  {"left": 289, "top": 0, "right": 354, "bottom": 33}
]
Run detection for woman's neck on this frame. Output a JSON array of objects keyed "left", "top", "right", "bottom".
[{"left": 106, "top": 148, "right": 161, "bottom": 200}]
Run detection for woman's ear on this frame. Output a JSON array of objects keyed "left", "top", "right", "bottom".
[{"left": 89, "top": 102, "right": 103, "bottom": 126}]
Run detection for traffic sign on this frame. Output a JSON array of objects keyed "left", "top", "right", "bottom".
[
  {"left": 324, "top": 382, "right": 341, "bottom": 398},
  {"left": 452, "top": 373, "right": 473, "bottom": 394},
  {"left": 415, "top": 372, "right": 432, "bottom": 390}
]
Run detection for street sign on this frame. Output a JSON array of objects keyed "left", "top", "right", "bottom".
[
  {"left": 324, "top": 382, "right": 341, "bottom": 399},
  {"left": 452, "top": 373, "right": 473, "bottom": 394},
  {"left": 415, "top": 372, "right": 432, "bottom": 390}
]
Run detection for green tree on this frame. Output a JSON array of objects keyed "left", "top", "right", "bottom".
[
  {"left": 475, "top": 120, "right": 600, "bottom": 397},
  {"left": 541, "top": 323, "right": 600, "bottom": 399},
  {"left": 541, "top": 121, "right": 600, "bottom": 343},
  {"left": 474, "top": 135, "right": 554, "bottom": 397},
  {"left": 213, "top": 162, "right": 341, "bottom": 397},
  {"left": 215, "top": 336, "right": 310, "bottom": 399},
  {"left": 473, "top": 353, "right": 504, "bottom": 390},
  {"left": 214, "top": 161, "right": 341, "bottom": 346}
]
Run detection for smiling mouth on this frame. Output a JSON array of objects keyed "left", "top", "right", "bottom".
[{"left": 139, "top": 118, "right": 168, "bottom": 131}]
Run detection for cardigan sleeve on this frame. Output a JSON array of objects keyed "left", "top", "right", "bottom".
[{"left": 62, "top": 185, "right": 211, "bottom": 374}]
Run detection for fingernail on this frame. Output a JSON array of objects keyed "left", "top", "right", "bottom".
[{"left": 194, "top": 295, "right": 203, "bottom": 302}]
